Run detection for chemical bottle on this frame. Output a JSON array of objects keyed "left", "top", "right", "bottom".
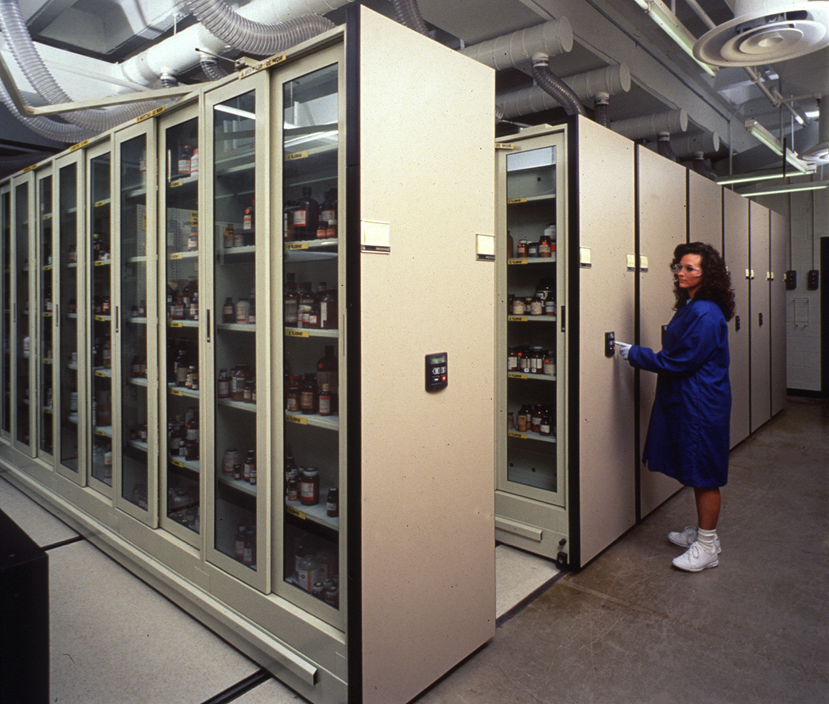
[{"left": 293, "top": 187, "right": 319, "bottom": 240}]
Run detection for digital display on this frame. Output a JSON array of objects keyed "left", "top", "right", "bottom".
[{"left": 429, "top": 354, "right": 446, "bottom": 364}]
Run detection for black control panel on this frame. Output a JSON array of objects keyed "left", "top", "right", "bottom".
[{"left": 425, "top": 352, "right": 448, "bottom": 391}]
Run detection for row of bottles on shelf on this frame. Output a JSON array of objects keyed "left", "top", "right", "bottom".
[
  {"left": 217, "top": 366, "right": 256, "bottom": 404},
  {"left": 285, "top": 345, "right": 338, "bottom": 416},
  {"left": 508, "top": 403, "right": 554, "bottom": 436},
  {"left": 168, "top": 280, "right": 199, "bottom": 321},
  {"left": 288, "top": 534, "right": 339, "bottom": 607},
  {"left": 507, "top": 224, "right": 556, "bottom": 259},
  {"left": 168, "top": 409, "right": 200, "bottom": 461},
  {"left": 284, "top": 274, "right": 336, "bottom": 329},
  {"left": 234, "top": 524, "right": 256, "bottom": 567},
  {"left": 168, "top": 483, "right": 199, "bottom": 531},
  {"left": 221, "top": 294, "right": 256, "bottom": 325},
  {"left": 222, "top": 448, "right": 257, "bottom": 484},
  {"left": 92, "top": 234, "right": 111, "bottom": 262},
  {"left": 508, "top": 346, "right": 556, "bottom": 376},
  {"left": 284, "top": 188, "right": 337, "bottom": 241},
  {"left": 508, "top": 278, "right": 555, "bottom": 316},
  {"left": 222, "top": 201, "right": 256, "bottom": 248},
  {"left": 174, "top": 144, "right": 199, "bottom": 179}
]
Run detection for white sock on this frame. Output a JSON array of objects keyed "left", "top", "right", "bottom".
[{"left": 697, "top": 528, "right": 717, "bottom": 551}]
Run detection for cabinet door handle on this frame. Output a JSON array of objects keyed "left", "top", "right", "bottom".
[
  {"left": 115, "top": 306, "right": 119, "bottom": 333},
  {"left": 206, "top": 309, "right": 211, "bottom": 343},
  {"left": 560, "top": 305, "right": 566, "bottom": 332}
]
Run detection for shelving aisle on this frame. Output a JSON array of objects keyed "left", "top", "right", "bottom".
[{"left": 1, "top": 397, "right": 825, "bottom": 703}]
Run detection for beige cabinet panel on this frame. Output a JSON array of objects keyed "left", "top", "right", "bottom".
[
  {"left": 769, "top": 210, "right": 787, "bottom": 417},
  {"left": 750, "top": 201, "right": 771, "bottom": 432}
]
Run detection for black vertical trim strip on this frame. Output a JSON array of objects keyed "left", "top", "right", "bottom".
[
  {"left": 344, "top": 5, "right": 363, "bottom": 704},
  {"left": 686, "top": 169, "right": 691, "bottom": 244},
  {"left": 566, "top": 115, "right": 581, "bottom": 570},
  {"left": 633, "top": 146, "right": 641, "bottom": 524},
  {"left": 747, "top": 203, "right": 753, "bottom": 431},
  {"left": 821, "top": 238, "right": 829, "bottom": 396}
]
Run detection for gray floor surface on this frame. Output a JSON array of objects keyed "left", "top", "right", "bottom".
[{"left": 1, "top": 396, "right": 826, "bottom": 704}]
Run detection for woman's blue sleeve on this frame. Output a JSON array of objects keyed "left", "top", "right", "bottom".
[{"left": 628, "top": 311, "right": 719, "bottom": 376}]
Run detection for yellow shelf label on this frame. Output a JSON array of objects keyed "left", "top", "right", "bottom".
[
  {"left": 169, "top": 321, "right": 183, "bottom": 328},
  {"left": 43, "top": 359, "right": 53, "bottom": 365},
  {"left": 94, "top": 429, "right": 107, "bottom": 436},
  {"left": 43, "top": 312, "right": 52, "bottom": 318},
  {"left": 70, "top": 139, "right": 90, "bottom": 152},
  {"left": 94, "top": 260, "right": 109, "bottom": 266},
  {"left": 189, "top": 211, "right": 198, "bottom": 226},
  {"left": 285, "top": 151, "right": 309, "bottom": 162},
  {"left": 171, "top": 388, "right": 184, "bottom": 396},
  {"left": 286, "top": 505, "right": 306, "bottom": 520},
  {"left": 507, "top": 259, "right": 528, "bottom": 265},
  {"left": 508, "top": 431, "right": 527, "bottom": 440},
  {"left": 507, "top": 198, "right": 527, "bottom": 204},
  {"left": 94, "top": 370, "right": 108, "bottom": 377},
  {"left": 94, "top": 315, "right": 108, "bottom": 322},
  {"left": 23, "top": 163, "right": 38, "bottom": 173},
  {"left": 94, "top": 199, "right": 108, "bottom": 208},
  {"left": 285, "top": 329, "right": 309, "bottom": 338},
  {"left": 170, "top": 179, "right": 184, "bottom": 188},
  {"left": 171, "top": 458, "right": 184, "bottom": 468},
  {"left": 42, "top": 214, "right": 52, "bottom": 221},
  {"left": 136, "top": 105, "right": 165, "bottom": 123},
  {"left": 286, "top": 414, "right": 307, "bottom": 426},
  {"left": 508, "top": 316, "right": 528, "bottom": 322},
  {"left": 170, "top": 252, "right": 184, "bottom": 260},
  {"left": 495, "top": 142, "right": 515, "bottom": 150},
  {"left": 507, "top": 373, "right": 527, "bottom": 380},
  {"left": 286, "top": 242, "right": 309, "bottom": 250},
  {"left": 43, "top": 264, "right": 52, "bottom": 270}
]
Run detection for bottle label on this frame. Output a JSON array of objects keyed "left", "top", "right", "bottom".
[
  {"left": 218, "top": 380, "right": 229, "bottom": 397},
  {"left": 301, "top": 481, "right": 316, "bottom": 499},
  {"left": 294, "top": 210, "right": 307, "bottom": 226},
  {"left": 300, "top": 391, "right": 314, "bottom": 411},
  {"left": 236, "top": 304, "right": 248, "bottom": 323},
  {"left": 321, "top": 209, "right": 335, "bottom": 221},
  {"left": 178, "top": 158, "right": 190, "bottom": 175},
  {"left": 319, "top": 396, "right": 331, "bottom": 415},
  {"left": 243, "top": 213, "right": 252, "bottom": 230}
]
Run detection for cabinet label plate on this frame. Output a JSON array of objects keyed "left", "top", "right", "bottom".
[
  {"left": 286, "top": 505, "right": 306, "bottom": 520},
  {"left": 508, "top": 316, "right": 528, "bottom": 322},
  {"left": 286, "top": 414, "right": 307, "bottom": 426},
  {"left": 171, "top": 388, "right": 184, "bottom": 396},
  {"left": 507, "top": 259, "right": 528, "bottom": 265},
  {"left": 508, "top": 431, "right": 527, "bottom": 440},
  {"left": 94, "top": 370, "right": 107, "bottom": 377},
  {"left": 286, "top": 151, "right": 309, "bottom": 161},
  {"left": 507, "top": 373, "right": 527, "bottom": 380},
  {"left": 285, "top": 329, "right": 309, "bottom": 338},
  {"left": 507, "top": 197, "right": 527, "bottom": 204},
  {"left": 171, "top": 458, "right": 184, "bottom": 468},
  {"left": 286, "top": 242, "right": 308, "bottom": 251}
]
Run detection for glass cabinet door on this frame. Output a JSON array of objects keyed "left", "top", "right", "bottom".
[
  {"left": 208, "top": 82, "right": 269, "bottom": 583},
  {"left": 160, "top": 110, "right": 201, "bottom": 543},
  {"left": 117, "top": 128, "right": 155, "bottom": 520},
  {"left": 56, "top": 156, "right": 82, "bottom": 479},
  {"left": 279, "top": 61, "right": 342, "bottom": 617},
  {"left": 502, "top": 141, "right": 566, "bottom": 505},
  {"left": 13, "top": 174, "right": 34, "bottom": 454},
  {"left": 37, "top": 170, "right": 55, "bottom": 460},
  {"left": 88, "top": 145, "right": 114, "bottom": 493},
  {"left": 1, "top": 184, "right": 10, "bottom": 439}
]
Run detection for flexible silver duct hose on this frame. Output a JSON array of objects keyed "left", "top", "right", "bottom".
[
  {"left": 593, "top": 93, "right": 609, "bottom": 127},
  {"left": 691, "top": 153, "right": 718, "bottom": 181},
  {"left": 200, "top": 55, "right": 228, "bottom": 81},
  {"left": 0, "top": 81, "right": 96, "bottom": 143},
  {"left": 531, "top": 53, "right": 586, "bottom": 117},
  {"left": 390, "top": 0, "right": 428, "bottom": 35},
  {"left": 656, "top": 133, "right": 677, "bottom": 162},
  {"left": 0, "top": 0, "right": 153, "bottom": 133},
  {"left": 186, "top": 0, "right": 335, "bottom": 56}
]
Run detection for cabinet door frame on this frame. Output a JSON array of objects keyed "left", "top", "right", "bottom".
[
  {"left": 495, "top": 128, "right": 569, "bottom": 508},
  {"left": 1, "top": 180, "right": 11, "bottom": 442},
  {"left": 157, "top": 99, "right": 203, "bottom": 548},
  {"left": 114, "top": 120, "right": 160, "bottom": 526},
  {"left": 10, "top": 170, "right": 36, "bottom": 457},
  {"left": 35, "top": 165, "right": 56, "bottom": 465},
  {"left": 85, "top": 137, "right": 116, "bottom": 499},
  {"left": 270, "top": 43, "right": 347, "bottom": 627},
  {"left": 203, "top": 71, "right": 272, "bottom": 592},
  {"left": 54, "top": 151, "right": 87, "bottom": 485}
]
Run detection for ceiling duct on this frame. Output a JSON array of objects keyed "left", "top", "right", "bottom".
[
  {"left": 460, "top": 20, "right": 573, "bottom": 70},
  {"left": 671, "top": 131, "right": 721, "bottom": 158},
  {"left": 693, "top": 0, "right": 829, "bottom": 67},
  {"left": 611, "top": 108, "right": 688, "bottom": 141},
  {"left": 496, "top": 65, "right": 630, "bottom": 119},
  {"left": 801, "top": 98, "right": 829, "bottom": 163}
]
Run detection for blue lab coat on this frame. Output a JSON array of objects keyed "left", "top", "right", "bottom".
[{"left": 628, "top": 298, "right": 731, "bottom": 487}]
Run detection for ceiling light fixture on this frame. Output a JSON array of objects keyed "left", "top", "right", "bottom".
[
  {"left": 744, "top": 119, "right": 812, "bottom": 172},
  {"left": 633, "top": 0, "right": 718, "bottom": 76},
  {"left": 738, "top": 179, "right": 829, "bottom": 197},
  {"left": 717, "top": 170, "right": 812, "bottom": 185}
]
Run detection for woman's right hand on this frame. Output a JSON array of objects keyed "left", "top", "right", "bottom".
[{"left": 614, "top": 341, "right": 632, "bottom": 360}]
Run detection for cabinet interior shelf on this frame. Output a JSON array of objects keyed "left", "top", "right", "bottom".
[
  {"left": 93, "top": 367, "right": 112, "bottom": 378},
  {"left": 507, "top": 193, "right": 556, "bottom": 204},
  {"left": 168, "top": 383, "right": 199, "bottom": 399},
  {"left": 94, "top": 425, "right": 113, "bottom": 438},
  {"left": 285, "top": 411, "right": 339, "bottom": 431},
  {"left": 93, "top": 260, "right": 112, "bottom": 267},
  {"left": 218, "top": 397, "right": 256, "bottom": 412},
  {"left": 218, "top": 473, "right": 257, "bottom": 496},
  {"left": 507, "top": 431, "right": 557, "bottom": 444},
  {"left": 508, "top": 255, "right": 557, "bottom": 265},
  {"left": 128, "top": 377, "right": 149, "bottom": 387},
  {"left": 128, "top": 439, "right": 148, "bottom": 453},
  {"left": 217, "top": 323, "right": 255, "bottom": 332},
  {"left": 507, "top": 315, "right": 557, "bottom": 323},
  {"left": 168, "top": 319, "right": 198, "bottom": 328},
  {"left": 284, "top": 327, "right": 338, "bottom": 338},
  {"left": 127, "top": 317, "right": 148, "bottom": 325},
  {"left": 216, "top": 245, "right": 256, "bottom": 261},
  {"left": 169, "top": 454, "right": 200, "bottom": 473},
  {"left": 508, "top": 372, "right": 557, "bottom": 382},
  {"left": 286, "top": 489, "right": 339, "bottom": 531},
  {"left": 169, "top": 250, "right": 199, "bottom": 260}
]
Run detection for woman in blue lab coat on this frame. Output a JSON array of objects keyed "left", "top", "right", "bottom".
[{"left": 616, "top": 242, "right": 735, "bottom": 572}]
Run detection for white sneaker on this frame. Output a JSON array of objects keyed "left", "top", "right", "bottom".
[
  {"left": 668, "top": 526, "right": 721, "bottom": 554},
  {"left": 672, "top": 541, "right": 719, "bottom": 572}
]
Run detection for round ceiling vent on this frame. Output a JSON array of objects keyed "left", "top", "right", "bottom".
[
  {"left": 800, "top": 140, "right": 829, "bottom": 162},
  {"left": 693, "top": 1, "right": 829, "bottom": 67}
]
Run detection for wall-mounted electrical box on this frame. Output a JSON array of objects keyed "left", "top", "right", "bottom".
[
  {"left": 807, "top": 270, "right": 819, "bottom": 290},
  {"left": 785, "top": 270, "right": 797, "bottom": 290}
]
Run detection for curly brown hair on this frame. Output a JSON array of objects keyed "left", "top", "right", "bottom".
[{"left": 671, "top": 242, "right": 735, "bottom": 321}]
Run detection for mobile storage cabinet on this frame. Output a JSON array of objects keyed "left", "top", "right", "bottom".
[
  {"left": 495, "top": 120, "right": 637, "bottom": 569},
  {"left": 0, "top": 7, "right": 496, "bottom": 704}
]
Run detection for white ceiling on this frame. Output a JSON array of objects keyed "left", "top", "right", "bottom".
[{"left": 1, "top": 0, "right": 827, "bottom": 177}]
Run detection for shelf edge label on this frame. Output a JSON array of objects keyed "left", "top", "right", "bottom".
[
  {"left": 507, "top": 373, "right": 527, "bottom": 380},
  {"left": 507, "top": 198, "right": 527, "bottom": 204},
  {"left": 286, "top": 414, "right": 307, "bottom": 425},
  {"left": 507, "top": 259, "right": 528, "bottom": 265},
  {"left": 285, "top": 151, "right": 309, "bottom": 161},
  {"left": 285, "top": 242, "right": 309, "bottom": 250},
  {"left": 171, "top": 388, "right": 184, "bottom": 396},
  {"left": 136, "top": 105, "right": 165, "bottom": 123},
  {"left": 508, "top": 431, "right": 527, "bottom": 440},
  {"left": 508, "top": 316, "right": 528, "bottom": 322},
  {"left": 285, "top": 329, "right": 309, "bottom": 338},
  {"left": 286, "top": 505, "right": 306, "bottom": 520}
]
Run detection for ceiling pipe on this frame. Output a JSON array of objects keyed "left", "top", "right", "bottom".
[
  {"left": 390, "top": 0, "right": 428, "bottom": 35},
  {"left": 656, "top": 133, "right": 678, "bottom": 161},
  {"left": 611, "top": 108, "right": 688, "bottom": 140},
  {"left": 496, "top": 64, "right": 630, "bottom": 119},
  {"left": 670, "top": 130, "right": 721, "bottom": 157},
  {"left": 459, "top": 19, "right": 573, "bottom": 70},
  {"left": 801, "top": 97, "right": 829, "bottom": 163}
]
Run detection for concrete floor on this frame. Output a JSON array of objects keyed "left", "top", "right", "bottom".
[
  {"left": 1, "top": 396, "right": 826, "bottom": 703},
  {"left": 414, "top": 396, "right": 829, "bottom": 704}
]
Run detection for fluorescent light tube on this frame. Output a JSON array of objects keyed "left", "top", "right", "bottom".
[
  {"left": 717, "top": 171, "right": 812, "bottom": 186},
  {"left": 744, "top": 119, "right": 812, "bottom": 173},
  {"left": 645, "top": 2, "right": 718, "bottom": 77},
  {"left": 738, "top": 180, "right": 829, "bottom": 197}
]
